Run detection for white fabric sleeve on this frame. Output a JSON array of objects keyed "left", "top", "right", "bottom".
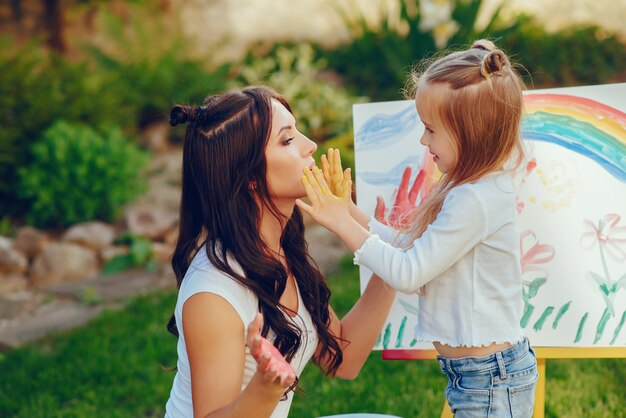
[
  {"left": 354, "top": 186, "right": 488, "bottom": 293},
  {"left": 368, "top": 217, "right": 399, "bottom": 243}
]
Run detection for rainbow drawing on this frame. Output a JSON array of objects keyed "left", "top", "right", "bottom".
[{"left": 522, "top": 93, "right": 626, "bottom": 183}]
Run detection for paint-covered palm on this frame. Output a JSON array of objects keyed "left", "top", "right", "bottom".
[
  {"left": 375, "top": 166, "right": 426, "bottom": 229},
  {"left": 246, "top": 314, "right": 297, "bottom": 389}
]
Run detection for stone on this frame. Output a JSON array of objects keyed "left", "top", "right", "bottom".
[
  {"left": 163, "top": 226, "right": 179, "bottom": 246},
  {"left": 0, "top": 274, "right": 27, "bottom": 296},
  {"left": 30, "top": 243, "right": 100, "bottom": 287},
  {"left": 13, "top": 226, "right": 50, "bottom": 259},
  {"left": 124, "top": 206, "right": 178, "bottom": 241},
  {"left": 100, "top": 245, "right": 129, "bottom": 264},
  {"left": 151, "top": 242, "right": 173, "bottom": 265},
  {"left": 0, "top": 237, "right": 28, "bottom": 274},
  {"left": 62, "top": 221, "right": 117, "bottom": 251}
]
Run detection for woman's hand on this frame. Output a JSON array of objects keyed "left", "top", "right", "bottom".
[
  {"left": 246, "top": 314, "right": 297, "bottom": 390},
  {"left": 296, "top": 165, "right": 353, "bottom": 233}
]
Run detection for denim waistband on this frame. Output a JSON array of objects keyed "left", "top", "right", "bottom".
[{"left": 437, "top": 337, "right": 530, "bottom": 377}]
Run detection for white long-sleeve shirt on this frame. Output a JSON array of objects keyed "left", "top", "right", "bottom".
[{"left": 354, "top": 171, "right": 525, "bottom": 347}]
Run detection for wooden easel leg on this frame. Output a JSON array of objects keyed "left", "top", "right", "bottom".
[
  {"left": 440, "top": 401, "right": 453, "bottom": 418},
  {"left": 533, "top": 357, "right": 546, "bottom": 418}
]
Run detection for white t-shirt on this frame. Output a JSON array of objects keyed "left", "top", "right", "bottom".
[
  {"left": 165, "top": 246, "right": 319, "bottom": 418},
  {"left": 354, "top": 171, "right": 525, "bottom": 347}
]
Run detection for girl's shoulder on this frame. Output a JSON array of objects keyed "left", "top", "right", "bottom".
[{"left": 451, "top": 171, "right": 515, "bottom": 199}]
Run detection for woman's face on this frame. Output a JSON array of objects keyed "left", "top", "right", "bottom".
[
  {"left": 415, "top": 83, "right": 458, "bottom": 174},
  {"left": 264, "top": 99, "right": 317, "bottom": 201}
]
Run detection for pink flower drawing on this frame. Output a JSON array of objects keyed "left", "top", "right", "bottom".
[
  {"left": 520, "top": 230, "right": 556, "bottom": 276},
  {"left": 580, "top": 214, "right": 626, "bottom": 262}
]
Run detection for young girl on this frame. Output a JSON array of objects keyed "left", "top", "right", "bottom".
[
  {"left": 164, "top": 86, "right": 398, "bottom": 418},
  {"left": 298, "top": 40, "right": 538, "bottom": 417}
]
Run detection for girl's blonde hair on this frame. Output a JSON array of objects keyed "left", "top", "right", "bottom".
[{"left": 405, "top": 39, "right": 525, "bottom": 242}]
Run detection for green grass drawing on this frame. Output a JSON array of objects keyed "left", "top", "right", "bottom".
[
  {"left": 552, "top": 301, "right": 571, "bottom": 329},
  {"left": 575, "top": 312, "right": 590, "bottom": 343},
  {"left": 533, "top": 306, "right": 555, "bottom": 331}
]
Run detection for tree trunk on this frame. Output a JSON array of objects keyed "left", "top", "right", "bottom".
[
  {"left": 43, "top": 0, "right": 66, "bottom": 53},
  {"left": 10, "top": 0, "right": 23, "bottom": 28}
]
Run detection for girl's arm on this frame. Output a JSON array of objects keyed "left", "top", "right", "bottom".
[
  {"left": 298, "top": 171, "right": 488, "bottom": 293},
  {"left": 315, "top": 274, "right": 397, "bottom": 379},
  {"left": 182, "top": 294, "right": 293, "bottom": 418}
]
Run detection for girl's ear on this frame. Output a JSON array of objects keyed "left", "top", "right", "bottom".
[{"left": 248, "top": 182, "right": 257, "bottom": 190}]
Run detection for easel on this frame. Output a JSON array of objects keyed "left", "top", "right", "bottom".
[{"left": 383, "top": 347, "right": 626, "bottom": 418}]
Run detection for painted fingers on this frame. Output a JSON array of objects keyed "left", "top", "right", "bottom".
[
  {"left": 246, "top": 314, "right": 297, "bottom": 388},
  {"left": 321, "top": 148, "right": 352, "bottom": 198}
]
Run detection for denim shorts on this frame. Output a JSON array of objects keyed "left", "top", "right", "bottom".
[{"left": 437, "top": 338, "right": 538, "bottom": 418}]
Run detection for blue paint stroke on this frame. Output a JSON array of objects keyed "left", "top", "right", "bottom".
[
  {"left": 355, "top": 104, "right": 419, "bottom": 151},
  {"left": 522, "top": 112, "right": 626, "bottom": 183},
  {"left": 360, "top": 156, "right": 421, "bottom": 186}
]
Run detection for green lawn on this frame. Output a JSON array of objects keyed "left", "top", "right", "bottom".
[{"left": 0, "top": 257, "right": 624, "bottom": 417}]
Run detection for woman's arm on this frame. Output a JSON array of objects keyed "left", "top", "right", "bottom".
[
  {"left": 182, "top": 294, "right": 290, "bottom": 418},
  {"left": 315, "top": 274, "right": 397, "bottom": 380}
]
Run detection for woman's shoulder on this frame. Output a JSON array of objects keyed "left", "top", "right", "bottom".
[{"left": 178, "top": 245, "right": 257, "bottom": 319}]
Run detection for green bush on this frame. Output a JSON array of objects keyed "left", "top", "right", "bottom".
[
  {"left": 316, "top": 0, "right": 625, "bottom": 100},
  {"left": 0, "top": 37, "right": 130, "bottom": 218},
  {"left": 102, "top": 232, "right": 157, "bottom": 274},
  {"left": 316, "top": 0, "right": 523, "bottom": 100},
  {"left": 231, "top": 43, "right": 365, "bottom": 142},
  {"left": 84, "top": 5, "right": 232, "bottom": 130},
  {"left": 500, "top": 20, "right": 626, "bottom": 87},
  {"left": 17, "top": 121, "right": 149, "bottom": 228}
]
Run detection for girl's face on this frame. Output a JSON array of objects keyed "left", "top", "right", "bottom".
[
  {"left": 415, "top": 84, "right": 458, "bottom": 174},
  {"left": 265, "top": 99, "right": 317, "bottom": 201}
]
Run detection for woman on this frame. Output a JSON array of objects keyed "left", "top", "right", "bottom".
[{"left": 164, "top": 86, "right": 397, "bottom": 418}]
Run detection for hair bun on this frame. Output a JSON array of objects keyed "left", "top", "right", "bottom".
[
  {"left": 169, "top": 105, "right": 201, "bottom": 127},
  {"left": 471, "top": 39, "right": 496, "bottom": 52},
  {"left": 480, "top": 50, "right": 508, "bottom": 78}
]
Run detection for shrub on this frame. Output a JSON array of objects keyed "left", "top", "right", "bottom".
[
  {"left": 84, "top": 5, "right": 232, "bottom": 130},
  {"left": 316, "top": 0, "right": 522, "bottom": 100},
  {"left": 18, "top": 121, "right": 149, "bottom": 228},
  {"left": 0, "top": 37, "right": 129, "bottom": 218},
  {"left": 230, "top": 43, "right": 365, "bottom": 142},
  {"left": 500, "top": 20, "right": 626, "bottom": 87}
]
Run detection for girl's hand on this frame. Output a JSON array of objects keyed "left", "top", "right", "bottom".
[
  {"left": 296, "top": 165, "right": 353, "bottom": 233},
  {"left": 246, "top": 314, "right": 297, "bottom": 389},
  {"left": 320, "top": 148, "right": 352, "bottom": 200},
  {"left": 374, "top": 166, "right": 426, "bottom": 229}
]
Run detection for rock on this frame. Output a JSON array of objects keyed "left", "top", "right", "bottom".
[
  {"left": 13, "top": 227, "right": 50, "bottom": 259},
  {"left": 62, "top": 221, "right": 116, "bottom": 251},
  {"left": 0, "top": 237, "right": 28, "bottom": 274},
  {"left": 151, "top": 242, "right": 173, "bottom": 265},
  {"left": 124, "top": 206, "right": 178, "bottom": 241},
  {"left": 30, "top": 243, "right": 100, "bottom": 287},
  {"left": 100, "top": 245, "right": 129, "bottom": 264},
  {"left": 0, "top": 273, "right": 27, "bottom": 296},
  {"left": 163, "top": 226, "right": 179, "bottom": 246},
  {"left": 0, "top": 300, "right": 103, "bottom": 349}
]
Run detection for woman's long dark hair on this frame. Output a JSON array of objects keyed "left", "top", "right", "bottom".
[{"left": 167, "top": 86, "right": 342, "bottom": 376}]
